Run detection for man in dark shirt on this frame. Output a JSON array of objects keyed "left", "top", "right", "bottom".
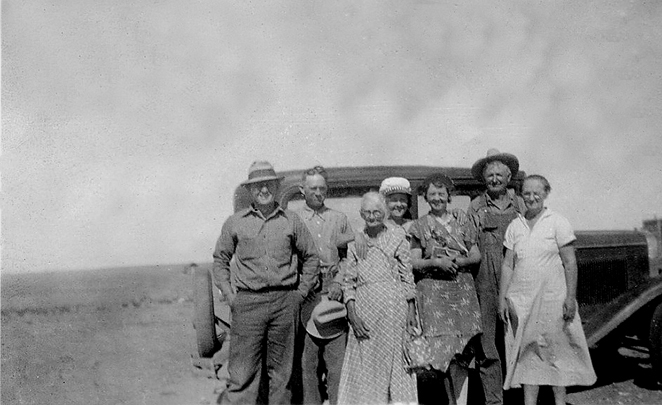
[
  {"left": 213, "top": 161, "right": 320, "bottom": 405},
  {"left": 467, "top": 149, "right": 525, "bottom": 405}
]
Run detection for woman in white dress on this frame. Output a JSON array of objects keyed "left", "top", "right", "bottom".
[{"left": 499, "top": 175, "right": 596, "bottom": 405}]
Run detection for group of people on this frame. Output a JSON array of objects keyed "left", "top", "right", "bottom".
[{"left": 212, "top": 149, "right": 597, "bottom": 405}]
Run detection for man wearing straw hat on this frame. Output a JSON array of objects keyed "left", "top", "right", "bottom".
[
  {"left": 213, "top": 161, "right": 320, "bottom": 405},
  {"left": 296, "top": 165, "right": 352, "bottom": 405},
  {"left": 467, "top": 149, "right": 525, "bottom": 405}
]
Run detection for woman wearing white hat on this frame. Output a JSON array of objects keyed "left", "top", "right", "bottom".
[{"left": 379, "top": 177, "right": 415, "bottom": 232}]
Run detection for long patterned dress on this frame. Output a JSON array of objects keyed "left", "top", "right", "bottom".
[
  {"left": 338, "top": 225, "right": 418, "bottom": 405},
  {"left": 502, "top": 209, "right": 596, "bottom": 388},
  {"left": 408, "top": 213, "right": 482, "bottom": 373}
]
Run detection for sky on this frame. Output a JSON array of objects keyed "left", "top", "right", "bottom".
[{"left": 2, "top": 0, "right": 662, "bottom": 273}]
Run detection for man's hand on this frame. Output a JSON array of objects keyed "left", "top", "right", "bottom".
[
  {"left": 222, "top": 289, "right": 236, "bottom": 308},
  {"left": 562, "top": 297, "right": 577, "bottom": 322},
  {"left": 294, "top": 290, "right": 307, "bottom": 307},
  {"left": 354, "top": 231, "right": 369, "bottom": 260},
  {"left": 327, "top": 282, "right": 343, "bottom": 302},
  {"left": 226, "top": 294, "right": 235, "bottom": 307}
]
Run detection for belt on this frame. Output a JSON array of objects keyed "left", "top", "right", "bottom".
[{"left": 237, "top": 285, "right": 296, "bottom": 293}]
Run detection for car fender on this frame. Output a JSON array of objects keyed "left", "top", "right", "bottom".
[{"left": 584, "top": 276, "right": 662, "bottom": 347}]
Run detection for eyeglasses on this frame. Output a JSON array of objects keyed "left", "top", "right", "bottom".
[
  {"left": 361, "top": 210, "right": 385, "bottom": 219},
  {"left": 522, "top": 192, "right": 544, "bottom": 200}
]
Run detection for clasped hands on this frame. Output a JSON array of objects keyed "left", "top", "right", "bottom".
[
  {"left": 347, "top": 301, "right": 419, "bottom": 341},
  {"left": 431, "top": 256, "right": 459, "bottom": 277}
]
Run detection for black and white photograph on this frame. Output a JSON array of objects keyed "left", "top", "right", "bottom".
[{"left": 2, "top": 1, "right": 662, "bottom": 404}]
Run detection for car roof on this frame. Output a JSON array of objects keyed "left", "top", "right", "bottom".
[{"left": 233, "top": 165, "right": 525, "bottom": 212}]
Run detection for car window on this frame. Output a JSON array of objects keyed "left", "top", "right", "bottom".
[
  {"left": 416, "top": 195, "right": 471, "bottom": 217},
  {"left": 286, "top": 196, "right": 365, "bottom": 232},
  {"left": 287, "top": 194, "right": 471, "bottom": 231}
]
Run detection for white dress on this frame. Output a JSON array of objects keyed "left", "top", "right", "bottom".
[{"left": 502, "top": 209, "right": 597, "bottom": 389}]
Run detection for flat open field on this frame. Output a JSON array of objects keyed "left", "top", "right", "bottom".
[{"left": 2, "top": 264, "right": 661, "bottom": 404}]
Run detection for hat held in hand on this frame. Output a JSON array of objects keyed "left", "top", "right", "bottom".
[{"left": 305, "top": 296, "right": 348, "bottom": 339}]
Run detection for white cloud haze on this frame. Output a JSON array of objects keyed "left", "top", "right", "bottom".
[{"left": 2, "top": 0, "right": 662, "bottom": 272}]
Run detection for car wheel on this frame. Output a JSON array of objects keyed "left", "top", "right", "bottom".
[
  {"left": 650, "top": 300, "right": 662, "bottom": 381},
  {"left": 193, "top": 266, "right": 220, "bottom": 358}
]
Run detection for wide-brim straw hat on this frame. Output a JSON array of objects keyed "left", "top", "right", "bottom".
[
  {"left": 241, "top": 160, "right": 284, "bottom": 186},
  {"left": 379, "top": 177, "right": 412, "bottom": 196},
  {"left": 305, "top": 296, "right": 348, "bottom": 340},
  {"left": 471, "top": 149, "right": 520, "bottom": 181}
]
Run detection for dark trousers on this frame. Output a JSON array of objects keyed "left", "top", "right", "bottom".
[
  {"left": 219, "top": 290, "right": 300, "bottom": 405},
  {"left": 301, "top": 332, "right": 347, "bottom": 405},
  {"left": 476, "top": 288, "right": 504, "bottom": 405}
]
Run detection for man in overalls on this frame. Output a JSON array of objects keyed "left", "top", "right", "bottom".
[{"left": 467, "top": 149, "right": 525, "bottom": 405}]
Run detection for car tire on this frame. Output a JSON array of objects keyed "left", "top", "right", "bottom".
[
  {"left": 649, "top": 300, "right": 662, "bottom": 382},
  {"left": 193, "top": 266, "right": 220, "bottom": 358}
]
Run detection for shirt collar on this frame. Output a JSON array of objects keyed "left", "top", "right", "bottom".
[
  {"left": 517, "top": 207, "right": 551, "bottom": 222},
  {"left": 300, "top": 204, "right": 328, "bottom": 221},
  {"left": 243, "top": 203, "right": 285, "bottom": 220},
  {"left": 484, "top": 189, "right": 518, "bottom": 209}
]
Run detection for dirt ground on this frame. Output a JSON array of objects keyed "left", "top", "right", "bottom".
[{"left": 2, "top": 264, "right": 661, "bottom": 405}]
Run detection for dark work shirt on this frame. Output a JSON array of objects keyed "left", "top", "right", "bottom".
[{"left": 213, "top": 204, "right": 320, "bottom": 297}]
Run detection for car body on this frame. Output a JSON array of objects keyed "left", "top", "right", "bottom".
[{"left": 194, "top": 165, "right": 662, "bottom": 378}]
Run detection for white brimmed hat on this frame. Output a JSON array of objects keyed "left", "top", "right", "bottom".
[
  {"left": 379, "top": 177, "right": 412, "bottom": 196},
  {"left": 305, "top": 296, "right": 348, "bottom": 340}
]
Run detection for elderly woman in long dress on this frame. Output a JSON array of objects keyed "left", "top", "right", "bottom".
[
  {"left": 408, "top": 174, "right": 482, "bottom": 405},
  {"left": 338, "top": 192, "right": 418, "bottom": 405},
  {"left": 499, "top": 175, "right": 596, "bottom": 405}
]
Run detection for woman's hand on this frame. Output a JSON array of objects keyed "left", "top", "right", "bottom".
[
  {"left": 499, "top": 296, "right": 509, "bottom": 324},
  {"left": 347, "top": 302, "right": 370, "bottom": 340},
  {"left": 562, "top": 296, "right": 577, "bottom": 322},
  {"left": 431, "top": 257, "right": 458, "bottom": 276},
  {"left": 406, "top": 302, "right": 419, "bottom": 335},
  {"left": 451, "top": 208, "right": 468, "bottom": 225}
]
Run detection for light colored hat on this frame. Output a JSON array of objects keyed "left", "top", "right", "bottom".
[
  {"left": 471, "top": 148, "right": 520, "bottom": 181},
  {"left": 305, "top": 296, "right": 348, "bottom": 339},
  {"left": 241, "top": 161, "right": 283, "bottom": 186},
  {"left": 379, "top": 177, "right": 412, "bottom": 196}
]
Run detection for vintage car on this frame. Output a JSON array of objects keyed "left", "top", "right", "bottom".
[{"left": 192, "top": 165, "right": 662, "bottom": 380}]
